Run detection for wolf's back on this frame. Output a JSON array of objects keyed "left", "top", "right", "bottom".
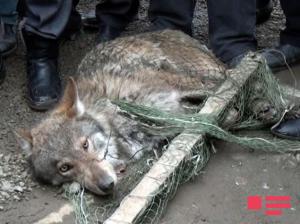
[{"left": 77, "top": 30, "right": 226, "bottom": 95}]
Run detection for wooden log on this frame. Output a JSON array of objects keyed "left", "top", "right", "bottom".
[{"left": 104, "top": 53, "right": 262, "bottom": 224}]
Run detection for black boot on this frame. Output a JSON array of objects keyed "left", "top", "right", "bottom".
[
  {"left": 261, "top": 44, "right": 300, "bottom": 72},
  {"left": 271, "top": 118, "right": 300, "bottom": 140},
  {"left": 0, "top": 53, "right": 5, "bottom": 84},
  {"left": 24, "top": 31, "right": 61, "bottom": 111},
  {"left": 80, "top": 11, "right": 123, "bottom": 43}
]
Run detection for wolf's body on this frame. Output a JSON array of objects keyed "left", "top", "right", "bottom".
[
  {"left": 16, "top": 30, "right": 232, "bottom": 195},
  {"left": 75, "top": 30, "right": 226, "bottom": 161}
]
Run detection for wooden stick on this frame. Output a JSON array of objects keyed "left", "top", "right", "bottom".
[{"left": 280, "top": 84, "right": 300, "bottom": 99}]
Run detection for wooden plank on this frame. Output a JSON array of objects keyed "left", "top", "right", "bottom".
[
  {"left": 104, "top": 53, "right": 262, "bottom": 224},
  {"left": 280, "top": 84, "right": 300, "bottom": 100}
]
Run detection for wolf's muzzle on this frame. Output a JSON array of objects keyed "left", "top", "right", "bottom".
[{"left": 98, "top": 177, "right": 115, "bottom": 193}]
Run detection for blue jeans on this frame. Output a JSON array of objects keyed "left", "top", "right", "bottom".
[{"left": 0, "top": 0, "right": 18, "bottom": 25}]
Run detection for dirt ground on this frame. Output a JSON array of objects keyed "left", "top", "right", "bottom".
[{"left": 0, "top": 0, "right": 299, "bottom": 223}]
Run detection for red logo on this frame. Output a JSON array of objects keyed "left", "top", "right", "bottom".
[{"left": 247, "top": 195, "right": 291, "bottom": 216}]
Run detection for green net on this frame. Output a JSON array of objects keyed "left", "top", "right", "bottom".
[
  {"left": 65, "top": 54, "right": 300, "bottom": 224},
  {"left": 223, "top": 60, "right": 287, "bottom": 130}
]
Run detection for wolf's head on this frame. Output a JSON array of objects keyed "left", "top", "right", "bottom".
[{"left": 16, "top": 78, "right": 120, "bottom": 195}]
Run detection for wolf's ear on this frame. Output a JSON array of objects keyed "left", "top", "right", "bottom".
[
  {"left": 15, "top": 129, "right": 33, "bottom": 157},
  {"left": 55, "top": 77, "right": 85, "bottom": 118}
]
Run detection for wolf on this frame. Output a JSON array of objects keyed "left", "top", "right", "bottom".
[{"left": 15, "top": 30, "right": 273, "bottom": 195}]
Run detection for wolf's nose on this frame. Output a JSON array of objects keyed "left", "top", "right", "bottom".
[{"left": 98, "top": 179, "right": 115, "bottom": 193}]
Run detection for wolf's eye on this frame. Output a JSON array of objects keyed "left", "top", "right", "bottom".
[
  {"left": 82, "top": 139, "right": 89, "bottom": 151},
  {"left": 59, "top": 164, "right": 70, "bottom": 173}
]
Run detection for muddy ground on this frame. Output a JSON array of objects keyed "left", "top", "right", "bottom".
[{"left": 0, "top": 0, "right": 299, "bottom": 223}]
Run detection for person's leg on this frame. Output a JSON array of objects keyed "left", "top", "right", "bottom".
[
  {"left": 262, "top": 0, "right": 300, "bottom": 72},
  {"left": 280, "top": 0, "right": 300, "bottom": 48},
  {"left": 96, "top": 0, "right": 139, "bottom": 42},
  {"left": 0, "top": 0, "right": 18, "bottom": 56},
  {"left": 148, "top": 0, "right": 195, "bottom": 35},
  {"left": 24, "top": 0, "right": 73, "bottom": 39},
  {"left": 0, "top": 0, "right": 18, "bottom": 25},
  {"left": 256, "top": 0, "right": 273, "bottom": 25},
  {"left": 23, "top": 0, "right": 74, "bottom": 110},
  {"left": 61, "top": 0, "right": 81, "bottom": 40},
  {"left": 257, "top": 0, "right": 271, "bottom": 9},
  {"left": 207, "top": 0, "right": 257, "bottom": 67}
]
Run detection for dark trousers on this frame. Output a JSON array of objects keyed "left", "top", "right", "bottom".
[
  {"left": 0, "top": 0, "right": 18, "bottom": 25},
  {"left": 98, "top": 0, "right": 195, "bottom": 35},
  {"left": 208, "top": 0, "right": 300, "bottom": 63},
  {"left": 148, "top": 0, "right": 195, "bottom": 35},
  {"left": 24, "top": 0, "right": 195, "bottom": 39},
  {"left": 207, "top": 0, "right": 257, "bottom": 63},
  {"left": 24, "top": 0, "right": 81, "bottom": 39},
  {"left": 280, "top": 0, "right": 300, "bottom": 48},
  {"left": 95, "top": 0, "right": 140, "bottom": 30},
  {"left": 256, "top": 0, "right": 271, "bottom": 9}
]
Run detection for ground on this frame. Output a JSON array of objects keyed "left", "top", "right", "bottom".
[{"left": 0, "top": 0, "right": 299, "bottom": 223}]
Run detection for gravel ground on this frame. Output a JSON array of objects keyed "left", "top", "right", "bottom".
[{"left": 1, "top": 0, "right": 296, "bottom": 223}]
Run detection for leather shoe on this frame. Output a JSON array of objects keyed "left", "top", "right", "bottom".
[
  {"left": 261, "top": 44, "right": 300, "bottom": 72},
  {"left": 0, "top": 53, "right": 5, "bottom": 84},
  {"left": 271, "top": 117, "right": 300, "bottom": 140},
  {"left": 256, "top": 0, "right": 273, "bottom": 25},
  {"left": 24, "top": 31, "right": 61, "bottom": 111},
  {"left": 0, "top": 22, "right": 17, "bottom": 56},
  {"left": 97, "top": 26, "right": 123, "bottom": 43}
]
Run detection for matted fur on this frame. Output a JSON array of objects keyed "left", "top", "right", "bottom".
[{"left": 16, "top": 30, "right": 227, "bottom": 195}]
